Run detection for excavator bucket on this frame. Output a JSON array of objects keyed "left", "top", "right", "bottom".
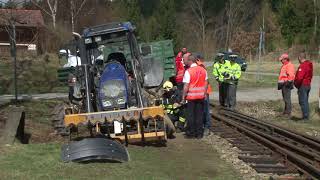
[
  {"left": 61, "top": 138, "right": 129, "bottom": 163},
  {"left": 61, "top": 106, "right": 167, "bottom": 163}
]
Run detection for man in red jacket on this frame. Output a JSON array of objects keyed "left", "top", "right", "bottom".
[
  {"left": 294, "top": 52, "right": 313, "bottom": 120},
  {"left": 175, "top": 48, "right": 188, "bottom": 91}
]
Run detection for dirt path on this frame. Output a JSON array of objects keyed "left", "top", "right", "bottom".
[
  {"left": 134, "top": 133, "right": 241, "bottom": 179},
  {"left": 210, "top": 76, "right": 319, "bottom": 102}
]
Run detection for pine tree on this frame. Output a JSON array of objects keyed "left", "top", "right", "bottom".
[
  {"left": 154, "top": 0, "right": 177, "bottom": 41},
  {"left": 120, "top": 0, "right": 141, "bottom": 26}
]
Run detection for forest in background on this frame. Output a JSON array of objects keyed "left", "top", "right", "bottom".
[{"left": 1, "top": 0, "right": 320, "bottom": 59}]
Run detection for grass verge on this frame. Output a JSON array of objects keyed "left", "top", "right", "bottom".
[
  {"left": 0, "top": 100, "right": 240, "bottom": 180},
  {"left": 246, "top": 61, "right": 320, "bottom": 76},
  {"left": 237, "top": 100, "right": 320, "bottom": 137}
]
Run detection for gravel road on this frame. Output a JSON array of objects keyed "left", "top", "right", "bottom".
[
  {"left": 210, "top": 76, "right": 319, "bottom": 102},
  {"left": 0, "top": 75, "right": 318, "bottom": 104}
]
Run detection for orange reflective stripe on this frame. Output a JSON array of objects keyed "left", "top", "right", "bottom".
[
  {"left": 187, "top": 92, "right": 206, "bottom": 96},
  {"left": 189, "top": 87, "right": 206, "bottom": 91}
]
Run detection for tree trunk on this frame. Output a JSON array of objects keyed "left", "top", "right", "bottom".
[
  {"left": 202, "top": 21, "right": 205, "bottom": 53},
  {"left": 314, "top": 0, "right": 318, "bottom": 37},
  {"left": 71, "top": 13, "right": 75, "bottom": 32},
  {"left": 225, "top": 2, "right": 231, "bottom": 49},
  {"left": 52, "top": 14, "right": 56, "bottom": 29},
  {"left": 225, "top": 18, "right": 230, "bottom": 49},
  {"left": 71, "top": 0, "right": 75, "bottom": 32}
]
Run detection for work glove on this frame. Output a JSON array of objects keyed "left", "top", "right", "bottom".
[
  {"left": 173, "top": 103, "right": 181, "bottom": 109},
  {"left": 285, "top": 81, "right": 294, "bottom": 89},
  {"left": 223, "top": 73, "right": 230, "bottom": 78},
  {"left": 231, "top": 76, "right": 237, "bottom": 81},
  {"left": 277, "top": 82, "right": 284, "bottom": 90}
]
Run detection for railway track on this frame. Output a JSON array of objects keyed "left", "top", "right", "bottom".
[{"left": 210, "top": 104, "right": 320, "bottom": 179}]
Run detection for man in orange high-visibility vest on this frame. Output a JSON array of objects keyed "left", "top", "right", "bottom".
[
  {"left": 278, "top": 53, "right": 295, "bottom": 117},
  {"left": 181, "top": 55, "right": 208, "bottom": 139}
]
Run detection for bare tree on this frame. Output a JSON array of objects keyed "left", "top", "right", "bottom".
[
  {"left": 0, "top": 9, "right": 28, "bottom": 101},
  {"left": 31, "top": 0, "right": 58, "bottom": 29},
  {"left": 314, "top": 0, "right": 318, "bottom": 37},
  {"left": 70, "top": 0, "right": 87, "bottom": 32},
  {"left": 225, "top": 0, "right": 252, "bottom": 49},
  {"left": 189, "top": 0, "right": 212, "bottom": 55}
]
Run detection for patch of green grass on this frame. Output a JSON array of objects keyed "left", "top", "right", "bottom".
[
  {"left": 0, "top": 142, "right": 240, "bottom": 180},
  {"left": 17, "top": 100, "right": 63, "bottom": 125},
  {"left": 238, "top": 73, "right": 277, "bottom": 89},
  {"left": 247, "top": 61, "right": 320, "bottom": 75},
  {"left": 1, "top": 98, "right": 240, "bottom": 179},
  {"left": 207, "top": 65, "right": 277, "bottom": 90}
]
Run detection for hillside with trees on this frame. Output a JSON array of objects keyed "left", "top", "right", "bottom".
[{"left": 1, "top": 0, "right": 320, "bottom": 59}]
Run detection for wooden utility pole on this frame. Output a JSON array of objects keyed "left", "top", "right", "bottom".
[
  {"left": 9, "top": 20, "right": 18, "bottom": 102},
  {"left": 314, "top": 0, "right": 318, "bottom": 37},
  {"left": 256, "top": 27, "right": 263, "bottom": 81}
]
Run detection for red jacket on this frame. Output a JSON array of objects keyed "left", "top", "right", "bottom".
[
  {"left": 175, "top": 52, "right": 185, "bottom": 83},
  {"left": 294, "top": 60, "right": 313, "bottom": 88}
]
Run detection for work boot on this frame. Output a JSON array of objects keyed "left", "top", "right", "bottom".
[
  {"left": 195, "top": 133, "right": 203, "bottom": 139},
  {"left": 203, "top": 128, "right": 211, "bottom": 136},
  {"left": 282, "top": 112, "right": 292, "bottom": 119}
]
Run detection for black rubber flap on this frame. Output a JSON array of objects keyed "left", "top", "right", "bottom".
[{"left": 61, "top": 138, "right": 130, "bottom": 163}]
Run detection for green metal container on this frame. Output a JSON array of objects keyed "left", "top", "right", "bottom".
[{"left": 139, "top": 39, "right": 175, "bottom": 81}]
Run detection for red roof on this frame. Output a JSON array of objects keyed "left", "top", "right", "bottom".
[{"left": 0, "top": 9, "right": 44, "bottom": 27}]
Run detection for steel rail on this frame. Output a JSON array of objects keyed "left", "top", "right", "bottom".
[
  {"left": 220, "top": 107, "right": 320, "bottom": 145},
  {"left": 220, "top": 111, "right": 320, "bottom": 162},
  {"left": 211, "top": 114, "right": 320, "bottom": 179}
]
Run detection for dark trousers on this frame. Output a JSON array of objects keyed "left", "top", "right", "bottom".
[
  {"left": 177, "top": 83, "right": 184, "bottom": 92},
  {"left": 281, "top": 86, "right": 292, "bottom": 114},
  {"left": 298, "top": 86, "right": 311, "bottom": 119},
  {"left": 226, "top": 83, "right": 237, "bottom": 109},
  {"left": 177, "top": 83, "right": 184, "bottom": 102},
  {"left": 186, "top": 99, "right": 204, "bottom": 137},
  {"left": 218, "top": 82, "right": 227, "bottom": 106},
  {"left": 203, "top": 94, "right": 211, "bottom": 129}
]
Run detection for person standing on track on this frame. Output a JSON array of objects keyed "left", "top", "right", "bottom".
[
  {"left": 277, "top": 53, "right": 295, "bottom": 118},
  {"left": 294, "top": 52, "right": 313, "bottom": 121},
  {"left": 224, "top": 54, "right": 241, "bottom": 109},
  {"left": 181, "top": 55, "right": 208, "bottom": 139}
]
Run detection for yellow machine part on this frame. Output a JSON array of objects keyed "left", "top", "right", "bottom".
[{"left": 64, "top": 106, "right": 166, "bottom": 143}]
